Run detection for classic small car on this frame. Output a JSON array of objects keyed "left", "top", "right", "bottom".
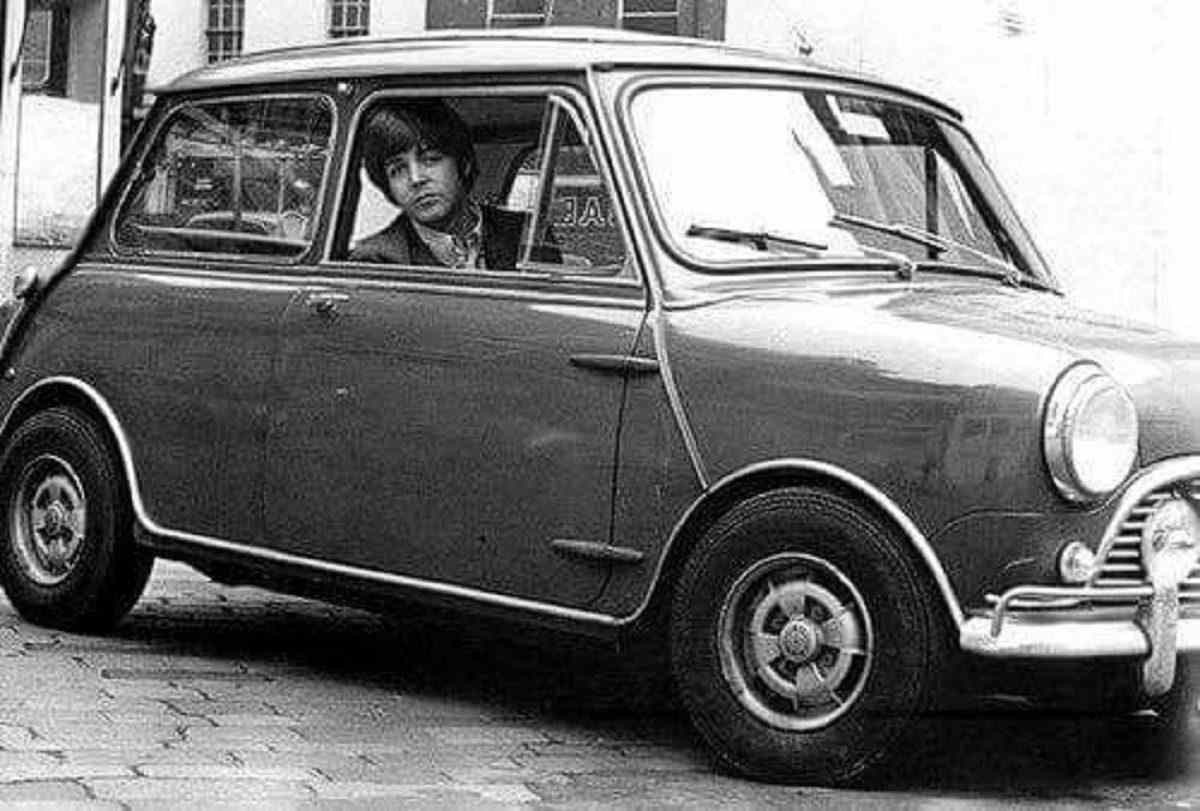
[{"left": 0, "top": 28, "right": 1195, "bottom": 785}]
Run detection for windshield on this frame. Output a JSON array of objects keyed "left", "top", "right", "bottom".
[{"left": 626, "top": 82, "right": 1048, "bottom": 281}]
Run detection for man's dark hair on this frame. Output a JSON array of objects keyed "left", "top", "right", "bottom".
[{"left": 360, "top": 99, "right": 478, "bottom": 203}]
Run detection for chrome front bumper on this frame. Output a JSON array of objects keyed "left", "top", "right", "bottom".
[{"left": 958, "top": 457, "right": 1200, "bottom": 698}]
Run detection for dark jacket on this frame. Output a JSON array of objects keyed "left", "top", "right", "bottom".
[{"left": 350, "top": 205, "right": 553, "bottom": 270}]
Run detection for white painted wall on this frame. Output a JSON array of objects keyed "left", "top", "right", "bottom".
[
  {"left": 244, "top": 0, "right": 324, "bottom": 52},
  {"left": 727, "top": 0, "right": 1195, "bottom": 332},
  {"left": 145, "top": 0, "right": 207, "bottom": 90}
]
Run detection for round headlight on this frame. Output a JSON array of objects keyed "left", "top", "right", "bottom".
[{"left": 1043, "top": 363, "right": 1138, "bottom": 503}]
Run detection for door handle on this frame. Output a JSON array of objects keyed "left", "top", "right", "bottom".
[{"left": 306, "top": 291, "right": 350, "bottom": 317}]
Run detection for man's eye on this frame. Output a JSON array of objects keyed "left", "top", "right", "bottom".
[{"left": 420, "top": 151, "right": 444, "bottom": 163}]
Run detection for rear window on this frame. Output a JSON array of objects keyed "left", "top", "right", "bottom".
[{"left": 113, "top": 95, "right": 334, "bottom": 260}]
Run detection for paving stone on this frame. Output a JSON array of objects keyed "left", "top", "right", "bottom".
[
  {"left": 425, "top": 725, "right": 551, "bottom": 746},
  {"left": 86, "top": 776, "right": 313, "bottom": 803},
  {"left": 310, "top": 779, "right": 540, "bottom": 805},
  {"left": 0, "top": 751, "right": 64, "bottom": 781},
  {"left": 58, "top": 748, "right": 232, "bottom": 768},
  {"left": 135, "top": 763, "right": 317, "bottom": 782},
  {"left": 0, "top": 724, "right": 38, "bottom": 748},
  {"left": 208, "top": 714, "right": 301, "bottom": 727},
  {"left": 181, "top": 725, "right": 307, "bottom": 749},
  {"left": 0, "top": 780, "right": 91, "bottom": 803}
]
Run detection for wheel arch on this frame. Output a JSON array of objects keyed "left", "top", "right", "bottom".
[
  {"left": 628, "top": 459, "right": 966, "bottom": 636},
  {"left": 0, "top": 377, "right": 141, "bottom": 515}
]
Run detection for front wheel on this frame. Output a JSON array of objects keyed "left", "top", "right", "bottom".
[
  {"left": 0, "top": 407, "right": 152, "bottom": 631},
  {"left": 670, "top": 487, "right": 944, "bottom": 785}
]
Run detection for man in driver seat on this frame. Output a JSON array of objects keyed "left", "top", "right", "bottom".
[{"left": 351, "top": 99, "right": 555, "bottom": 270}]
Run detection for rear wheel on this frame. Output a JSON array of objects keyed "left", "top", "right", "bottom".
[
  {"left": 670, "top": 486, "right": 944, "bottom": 785},
  {"left": 0, "top": 407, "right": 152, "bottom": 631}
]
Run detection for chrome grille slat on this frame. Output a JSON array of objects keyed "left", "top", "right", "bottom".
[{"left": 1093, "top": 478, "right": 1200, "bottom": 599}]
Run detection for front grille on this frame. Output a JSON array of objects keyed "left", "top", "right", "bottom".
[{"left": 1097, "top": 485, "right": 1200, "bottom": 605}]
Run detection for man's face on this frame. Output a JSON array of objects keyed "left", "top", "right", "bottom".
[{"left": 384, "top": 145, "right": 466, "bottom": 231}]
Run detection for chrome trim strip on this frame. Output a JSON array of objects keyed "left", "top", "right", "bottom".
[
  {"left": 0, "top": 377, "right": 627, "bottom": 629},
  {"left": 77, "top": 264, "right": 643, "bottom": 309},
  {"left": 630, "top": 458, "right": 965, "bottom": 627},
  {"left": 651, "top": 309, "right": 708, "bottom": 489},
  {"left": 961, "top": 614, "right": 1200, "bottom": 659}
]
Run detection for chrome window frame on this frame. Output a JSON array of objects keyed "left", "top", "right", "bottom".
[
  {"left": 107, "top": 91, "right": 339, "bottom": 268},
  {"left": 323, "top": 82, "right": 644, "bottom": 291}
]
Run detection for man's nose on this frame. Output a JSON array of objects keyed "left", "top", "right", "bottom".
[{"left": 407, "top": 157, "right": 430, "bottom": 184}]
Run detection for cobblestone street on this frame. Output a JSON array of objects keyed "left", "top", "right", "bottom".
[{"left": 0, "top": 560, "right": 1194, "bottom": 808}]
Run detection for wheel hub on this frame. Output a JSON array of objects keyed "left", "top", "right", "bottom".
[
  {"left": 718, "top": 553, "right": 874, "bottom": 732},
  {"left": 10, "top": 456, "right": 87, "bottom": 586},
  {"left": 778, "top": 617, "right": 822, "bottom": 662},
  {"left": 43, "top": 502, "right": 67, "bottom": 536}
]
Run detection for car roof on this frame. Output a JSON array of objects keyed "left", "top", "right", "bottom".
[{"left": 161, "top": 27, "right": 960, "bottom": 120}]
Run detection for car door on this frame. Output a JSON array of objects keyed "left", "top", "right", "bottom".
[
  {"left": 262, "top": 87, "right": 645, "bottom": 607},
  {"left": 100, "top": 92, "right": 334, "bottom": 544}
]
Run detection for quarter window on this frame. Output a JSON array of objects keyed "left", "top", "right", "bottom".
[
  {"left": 114, "top": 96, "right": 334, "bottom": 259},
  {"left": 329, "top": 0, "right": 370, "bottom": 38},
  {"left": 620, "top": 0, "right": 679, "bottom": 35},
  {"left": 487, "top": 0, "right": 547, "bottom": 28},
  {"left": 206, "top": 0, "right": 244, "bottom": 63}
]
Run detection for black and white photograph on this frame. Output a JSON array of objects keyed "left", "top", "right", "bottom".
[{"left": 0, "top": 0, "right": 1195, "bottom": 806}]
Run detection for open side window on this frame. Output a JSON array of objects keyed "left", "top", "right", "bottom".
[{"left": 336, "top": 90, "right": 631, "bottom": 279}]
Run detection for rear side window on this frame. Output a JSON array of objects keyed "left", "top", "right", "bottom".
[{"left": 114, "top": 95, "right": 334, "bottom": 260}]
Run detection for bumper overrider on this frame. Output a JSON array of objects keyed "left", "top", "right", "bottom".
[{"left": 960, "top": 457, "right": 1200, "bottom": 697}]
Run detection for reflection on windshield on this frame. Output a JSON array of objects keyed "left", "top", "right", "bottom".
[{"left": 628, "top": 85, "right": 1046, "bottom": 281}]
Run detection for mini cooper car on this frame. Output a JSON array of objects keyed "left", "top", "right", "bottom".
[{"left": 0, "top": 28, "right": 1195, "bottom": 786}]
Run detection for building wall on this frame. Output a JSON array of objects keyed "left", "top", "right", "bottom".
[
  {"left": 726, "top": 0, "right": 1190, "bottom": 332},
  {"left": 144, "top": 0, "right": 206, "bottom": 90}
]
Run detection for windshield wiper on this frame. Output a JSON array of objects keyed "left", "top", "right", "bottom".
[
  {"left": 686, "top": 222, "right": 919, "bottom": 280},
  {"left": 830, "top": 213, "right": 1038, "bottom": 289},
  {"left": 685, "top": 224, "right": 828, "bottom": 256}
]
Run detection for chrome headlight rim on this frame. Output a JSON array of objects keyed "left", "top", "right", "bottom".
[{"left": 1043, "top": 362, "right": 1139, "bottom": 504}]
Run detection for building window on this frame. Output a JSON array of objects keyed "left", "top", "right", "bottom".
[
  {"left": 329, "top": 0, "right": 370, "bottom": 38},
  {"left": 620, "top": 0, "right": 679, "bottom": 35},
  {"left": 487, "top": 0, "right": 547, "bottom": 28},
  {"left": 206, "top": 0, "right": 244, "bottom": 63},
  {"left": 21, "top": 7, "right": 69, "bottom": 94}
]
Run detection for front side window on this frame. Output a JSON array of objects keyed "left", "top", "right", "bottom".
[
  {"left": 329, "top": 0, "right": 370, "bottom": 38},
  {"left": 627, "top": 82, "right": 1047, "bottom": 280},
  {"left": 206, "top": 0, "right": 244, "bottom": 63},
  {"left": 114, "top": 96, "right": 334, "bottom": 259},
  {"left": 338, "top": 92, "right": 629, "bottom": 278}
]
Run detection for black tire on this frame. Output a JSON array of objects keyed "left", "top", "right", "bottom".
[
  {"left": 670, "top": 486, "right": 944, "bottom": 785},
  {"left": 0, "top": 407, "right": 153, "bottom": 631}
]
